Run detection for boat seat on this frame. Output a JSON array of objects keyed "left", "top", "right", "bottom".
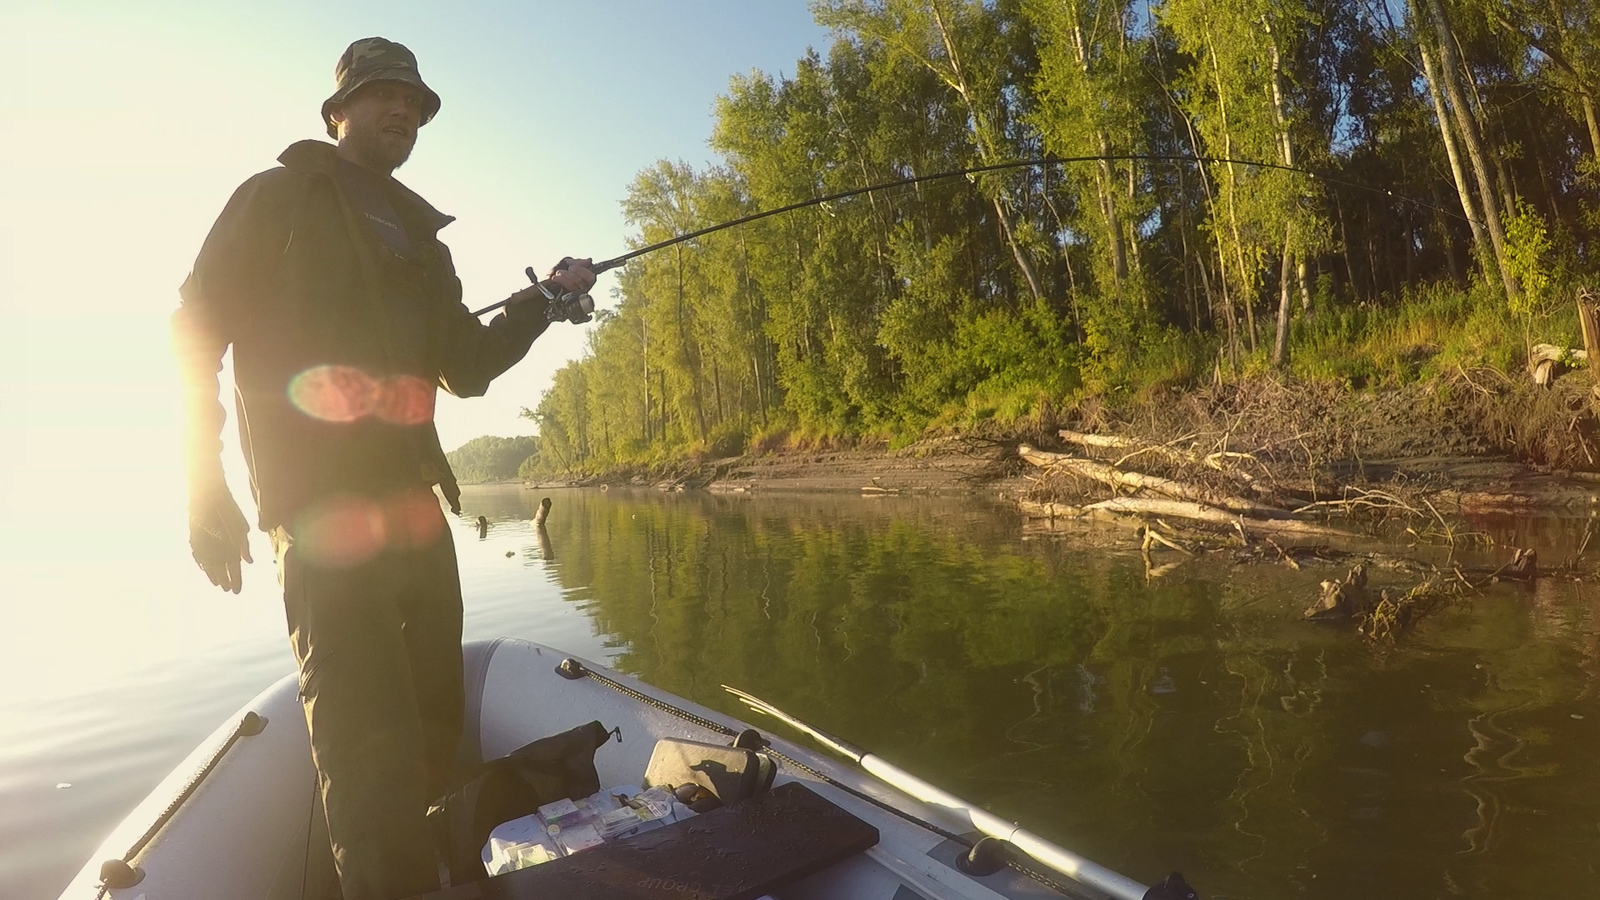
[{"left": 407, "top": 781, "right": 879, "bottom": 900}]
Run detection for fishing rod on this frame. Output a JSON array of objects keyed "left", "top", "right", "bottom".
[
  {"left": 474, "top": 152, "right": 1465, "bottom": 319},
  {"left": 722, "top": 684, "right": 1198, "bottom": 900}
]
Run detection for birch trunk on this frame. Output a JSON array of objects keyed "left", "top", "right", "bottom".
[
  {"left": 1265, "top": 16, "right": 1296, "bottom": 366},
  {"left": 1420, "top": 0, "right": 1518, "bottom": 299},
  {"left": 1067, "top": 14, "right": 1129, "bottom": 292},
  {"left": 929, "top": 1, "right": 1046, "bottom": 301}
]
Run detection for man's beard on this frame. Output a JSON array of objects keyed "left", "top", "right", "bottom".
[{"left": 348, "top": 126, "right": 414, "bottom": 172}]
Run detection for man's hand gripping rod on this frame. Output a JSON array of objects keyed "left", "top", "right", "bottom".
[{"left": 470, "top": 258, "right": 623, "bottom": 321}]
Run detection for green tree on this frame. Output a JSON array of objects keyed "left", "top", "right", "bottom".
[
  {"left": 1025, "top": 0, "right": 1149, "bottom": 304},
  {"left": 1160, "top": 0, "right": 1331, "bottom": 365},
  {"left": 445, "top": 435, "right": 539, "bottom": 483}
]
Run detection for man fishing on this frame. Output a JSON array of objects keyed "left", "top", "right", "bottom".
[{"left": 172, "top": 37, "right": 594, "bottom": 900}]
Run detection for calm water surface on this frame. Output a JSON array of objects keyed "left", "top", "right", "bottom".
[{"left": 6, "top": 485, "right": 1600, "bottom": 899}]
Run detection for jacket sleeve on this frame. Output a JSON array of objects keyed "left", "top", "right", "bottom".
[
  {"left": 432, "top": 242, "right": 552, "bottom": 398},
  {"left": 173, "top": 170, "right": 302, "bottom": 491}
]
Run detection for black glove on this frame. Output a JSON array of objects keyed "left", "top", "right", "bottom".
[{"left": 189, "top": 484, "right": 253, "bottom": 593}]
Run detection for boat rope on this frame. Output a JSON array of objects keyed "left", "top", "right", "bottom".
[
  {"left": 94, "top": 711, "right": 269, "bottom": 897},
  {"left": 557, "top": 657, "right": 1091, "bottom": 899},
  {"left": 558, "top": 656, "right": 737, "bottom": 736}
]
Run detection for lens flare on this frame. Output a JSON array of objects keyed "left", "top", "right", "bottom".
[
  {"left": 288, "top": 366, "right": 436, "bottom": 425},
  {"left": 375, "top": 375, "right": 435, "bottom": 425},
  {"left": 294, "top": 496, "right": 387, "bottom": 568},
  {"left": 292, "top": 489, "right": 445, "bottom": 568},
  {"left": 288, "top": 365, "right": 379, "bottom": 423},
  {"left": 386, "top": 487, "right": 445, "bottom": 548}
]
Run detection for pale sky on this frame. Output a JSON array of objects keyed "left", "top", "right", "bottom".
[{"left": 0, "top": 0, "right": 828, "bottom": 530}]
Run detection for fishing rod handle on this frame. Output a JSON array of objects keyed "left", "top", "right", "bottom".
[
  {"left": 468, "top": 258, "right": 617, "bottom": 318},
  {"left": 521, "top": 266, "right": 593, "bottom": 324}
]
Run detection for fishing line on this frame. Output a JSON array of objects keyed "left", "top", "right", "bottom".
[{"left": 471, "top": 152, "right": 1470, "bottom": 318}]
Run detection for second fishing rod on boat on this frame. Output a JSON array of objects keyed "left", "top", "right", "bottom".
[{"left": 498, "top": 151, "right": 1468, "bottom": 324}]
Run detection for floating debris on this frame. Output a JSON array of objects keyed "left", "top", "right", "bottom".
[{"left": 1151, "top": 667, "right": 1177, "bottom": 695}]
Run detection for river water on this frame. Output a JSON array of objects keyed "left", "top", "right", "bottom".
[{"left": 6, "top": 485, "right": 1600, "bottom": 899}]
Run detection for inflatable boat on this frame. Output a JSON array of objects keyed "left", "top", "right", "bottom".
[{"left": 59, "top": 639, "right": 1196, "bottom": 900}]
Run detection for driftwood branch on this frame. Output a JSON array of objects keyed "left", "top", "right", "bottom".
[
  {"left": 1018, "top": 500, "right": 1087, "bottom": 520},
  {"left": 1056, "top": 429, "right": 1148, "bottom": 452},
  {"left": 1294, "top": 546, "right": 1571, "bottom": 642},
  {"left": 1019, "top": 444, "right": 1276, "bottom": 515},
  {"left": 1058, "top": 429, "right": 1260, "bottom": 483},
  {"left": 1082, "top": 497, "right": 1361, "bottom": 539},
  {"left": 1141, "top": 526, "right": 1194, "bottom": 555}
]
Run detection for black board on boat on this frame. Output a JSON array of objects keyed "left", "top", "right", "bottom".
[{"left": 409, "top": 781, "right": 880, "bottom": 900}]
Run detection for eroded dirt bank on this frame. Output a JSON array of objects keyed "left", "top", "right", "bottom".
[
  {"left": 530, "top": 372, "right": 1600, "bottom": 510},
  {"left": 517, "top": 373, "right": 1600, "bottom": 640}
]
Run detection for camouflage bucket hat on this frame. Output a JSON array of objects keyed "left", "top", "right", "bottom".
[{"left": 321, "top": 37, "right": 441, "bottom": 139}]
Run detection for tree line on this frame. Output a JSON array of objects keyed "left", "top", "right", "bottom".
[
  {"left": 526, "top": 0, "right": 1600, "bottom": 474},
  {"left": 445, "top": 435, "right": 539, "bottom": 483}
]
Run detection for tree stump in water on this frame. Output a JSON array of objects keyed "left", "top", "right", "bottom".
[
  {"left": 1304, "top": 564, "right": 1371, "bottom": 619},
  {"left": 1498, "top": 547, "right": 1537, "bottom": 580},
  {"left": 534, "top": 497, "right": 554, "bottom": 560}
]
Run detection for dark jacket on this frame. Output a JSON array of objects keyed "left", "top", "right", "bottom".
[{"left": 174, "top": 140, "right": 548, "bottom": 531}]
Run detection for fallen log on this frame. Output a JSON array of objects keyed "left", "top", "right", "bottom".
[
  {"left": 1058, "top": 430, "right": 1260, "bottom": 483},
  {"left": 1018, "top": 500, "right": 1148, "bottom": 531},
  {"left": 1081, "top": 497, "right": 1363, "bottom": 539},
  {"left": 1018, "top": 444, "right": 1279, "bottom": 515},
  {"left": 1056, "top": 430, "right": 1154, "bottom": 453}
]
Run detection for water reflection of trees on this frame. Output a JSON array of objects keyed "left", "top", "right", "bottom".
[{"left": 504, "top": 489, "right": 1600, "bottom": 900}]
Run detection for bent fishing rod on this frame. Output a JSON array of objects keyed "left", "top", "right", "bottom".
[
  {"left": 476, "top": 152, "right": 1465, "bottom": 320},
  {"left": 721, "top": 684, "right": 1197, "bottom": 900}
]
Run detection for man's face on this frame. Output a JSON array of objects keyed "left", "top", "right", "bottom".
[{"left": 332, "top": 80, "right": 424, "bottom": 173}]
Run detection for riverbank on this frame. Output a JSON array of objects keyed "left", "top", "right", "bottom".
[
  {"left": 523, "top": 436, "right": 1023, "bottom": 496},
  {"left": 523, "top": 372, "right": 1600, "bottom": 511}
]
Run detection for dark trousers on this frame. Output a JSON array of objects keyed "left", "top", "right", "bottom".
[{"left": 275, "top": 511, "right": 464, "bottom": 900}]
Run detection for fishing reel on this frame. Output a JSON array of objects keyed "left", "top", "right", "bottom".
[{"left": 525, "top": 264, "right": 595, "bottom": 324}]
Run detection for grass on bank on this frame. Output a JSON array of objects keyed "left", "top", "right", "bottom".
[{"left": 1287, "top": 280, "right": 1576, "bottom": 387}]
